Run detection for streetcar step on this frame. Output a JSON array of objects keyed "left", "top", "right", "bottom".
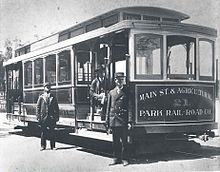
[{"left": 69, "top": 128, "right": 112, "bottom": 142}]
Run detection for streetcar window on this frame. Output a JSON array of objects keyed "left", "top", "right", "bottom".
[
  {"left": 123, "top": 13, "right": 141, "bottom": 20},
  {"left": 34, "top": 58, "right": 43, "bottom": 86},
  {"left": 7, "top": 69, "right": 19, "bottom": 90},
  {"left": 24, "top": 90, "right": 42, "bottom": 103},
  {"left": 199, "top": 39, "right": 214, "bottom": 80},
  {"left": 45, "top": 55, "right": 56, "bottom": 85},
  {"left": 70, "top": 27, "right": 84, "bottom": 38},
  {"left": 24, "top": 61, "right": 32, "bottom": 88},
  {"left": 58, "top": 50, "right": 71, "bottom": 84},
  {"left": 56, "top": 88, "right": 72, "bottom": 104},
  {"left": 7, "top": 70, "right": 12, "bottom": 89},
  {"left": 167, "top": 35, "right": 195, "bottom": 79},
  {"left": 76, "top": 51, "right": 93, "bottom": 84},
  {"left": 162, "top": 18, "right": 179, "bottom": 22},
  {"left": 102, "top": 14, "right": 119, "bottom": 27},
  {"left": 135, "top": 34, "right": 162, "bottom": 79},
  {"left": 143, "top": 15, "right": 160, "bottom": 21},
  {"left": 13, "top": 70, "right": 19, "bottom": 89},
  {"left": 86, "top": 20, "right": 102, "bottom": 32},
  {"left": 59, "top": 33, "right": 69, "bottom": 42}
]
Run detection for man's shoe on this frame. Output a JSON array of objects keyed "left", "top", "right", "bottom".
[
  {"left": 51, "top": 147, "right": 58, "bottom": 150},
  {"left": 40, "top": 147, "right": 46, "bottom": 151},
  {"left": 109, "top": 159, "right": 122, "bottom": 166},
  {"left": 122, "top": 160, "right": 129, "bottom": 166}
]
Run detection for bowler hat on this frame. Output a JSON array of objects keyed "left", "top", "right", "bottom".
[{"left": 114, "top": 72, "right": 125, "bottom": 78}]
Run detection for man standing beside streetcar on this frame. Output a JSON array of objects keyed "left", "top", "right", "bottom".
[
  {"left": 105, "top": 72, "right": 131, "bottom": 166},
  {"left": 36, "top": 83, "right": 59, "bottom": 151}
]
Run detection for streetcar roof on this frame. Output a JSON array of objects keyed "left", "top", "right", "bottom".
[
  {"left": 116, "top": 6, "right": 190, "bottom": 20},
  {"left": 3, "top": 6, "right": 216, "bottom": 67},
  {"left": 14, "top": 6, "right": 190, "bottom": 51}
]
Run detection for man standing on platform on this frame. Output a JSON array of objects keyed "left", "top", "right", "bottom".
[
  {"left": 36, "top": 83, "right": 59, "bottom": 151},
  {"left": 90, "top": 65, "right": 106, "bottom": 120},
  {"left": 105, "top": 72, "right": 131, "bottom": 166}
]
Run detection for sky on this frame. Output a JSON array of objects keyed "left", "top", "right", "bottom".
[{"left": 0, "top": 0, "right": 220, "bottom": 55}]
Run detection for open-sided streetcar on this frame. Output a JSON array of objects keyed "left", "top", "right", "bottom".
[{"left": 4, "top": 6, "right": 218, "bottom": 153}]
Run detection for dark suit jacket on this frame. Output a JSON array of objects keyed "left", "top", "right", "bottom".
[
  {"left": 36, "top": 93, "right": 59, "bottom": 126},
  {"left": 105, "top": 87, "right": 129, "bottom": 127}
]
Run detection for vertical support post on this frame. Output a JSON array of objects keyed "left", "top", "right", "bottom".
[
  {"left": 5, "top": 67, "right": 9, "bottom": 115},
  {"left": 18, "top": 95, "right": 21, "bottom": 121},
  {"left": 43, "top": 57, "right": 46, "bottom": 84},
  {"left": 22, "top": 62, "right": 25, "bottom": 121},
  {"left": 72, "top": 46, "right": 78, "bottom": 133},
  {"left": 32, "top": 61, "right": 34, "bottom": 88},
  {"left": 163, "top": 35, "right": 167, "bottom": 80},
  {"left": 125, "top": 54, "right": 130, "bottom": 84},
  {"left": 196, "top": 38, "right": 199, "bottom": 80},
  {"left": 70, "top": 47, "right": 75, "bottom": 86},
  {"left": 89, "top": 50, "right": 93, "bottom": 129},
  {"left": 186, "top": 43, "right": 190, "bottom": 75},
  {"left": 56, "top": 53, "right": 59, "bottom": 86},
  {"left": 216, "top": 59, "right": 219, "bottom": 98}
]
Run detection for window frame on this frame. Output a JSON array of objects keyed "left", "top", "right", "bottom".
[
  {"left": 134, "top": 33, "right": 163, "bottom": 80},
  {"left": 76, "top": 50, "right": 96, "bottom": 85},
  {"left": 58, "top": 50, "right": 71, "bottom": 85},
  {"left": 166, "top": 35, "right": 196, "bottom": 80},
  {"left": 45, "top": 54, "right": 56, "bottom": 85},
  {"left": 24, "top": 61, "right": 33, "bottom": 88},
  {"left": 199, "top": 38, "right": 215, "bottom": 81},
  {"left": 34, "top": 58, "right": 43, "bottom": 87}
]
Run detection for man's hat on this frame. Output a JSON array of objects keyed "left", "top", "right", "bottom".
[
  {"left": 114, "top": 72, "right": 125, "bottom": 78},
  {"left": 95, "top": 65, "right": 104, "bottom": 73},
  {"left": 44, "top": 82, "right": 51, "bottom": 88}
]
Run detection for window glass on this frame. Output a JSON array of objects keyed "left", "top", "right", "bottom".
[
  {"left": 24, "top": 90, "right": 43, "bottom": 103},
  {"left": 8, "top": 70, "right": 13, "bottom": 89},
  {"left": 123, "top": 13, "right": 141, "bottom": 20},
  {"left": 12, "top": 70, "right": 19, "bottom": 89},
  {"left": 56, "top": 88, "right": 72, "bottom": 104},
  {"left": 58, "top": 33, "right": 69, "bottom": 42},
  {"left": 135, "top": 34, "right": 162, "bottom": 79},
  {"left": 143, "top": 15, "right": 160, "bottom": 21},
  {"left": 34, "top": 58, "right": 43, "bottom": 86},
  {"left": 8, "top": 69, "right": 19, "bottom": 89},
  {"left": 167, "top": 35, "right": 195, "bottom": 79},
  {"left": 77, "top": 51, "right": 93, "bottom": 84},
  {"left": 70, "top": 28, "right": 84, "bottom": 38},
  {"left": 24, "top": 61, "right": 32, "bottom": 87},
  {"left": 102, "top": 14, "right": 119, "bottom": 27},
  {"left": 199, "top": 40, "right": 213, "bottom": 79},
  {"left": 58, "top": 50, "right": 71, "bottom": 84},
  {"left": 45, "top": 55, "right": 56, "bottom": 84}
]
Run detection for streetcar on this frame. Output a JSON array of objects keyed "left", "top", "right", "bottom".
[{"left": 3, "top": 6, "right": 218, "bottom": 152}]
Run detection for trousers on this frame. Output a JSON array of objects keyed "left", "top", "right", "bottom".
[
  {"left": 112, "top": 126, "right": 129, "bottom": 161},
  {"left": 40, "top": 122, "right": 56, "bottom": 149}
]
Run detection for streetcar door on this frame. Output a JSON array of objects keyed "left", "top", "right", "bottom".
[
  {"left": 5, "top": 62, "right": 23, "bottom": 117},
  {"left": 110, "top": 32, "right": 129, "bottom": 87}
]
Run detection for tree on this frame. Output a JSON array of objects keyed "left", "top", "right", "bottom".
[
  {"left": 3, "top": 39, "right": 13, "bottom": 61},
  {"left": 0, "top": 38, "right": 23, "bottom": 62}
]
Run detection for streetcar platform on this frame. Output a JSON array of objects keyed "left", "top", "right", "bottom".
[
  {"left": 69, "top": 128, "right": 112, "bottom": 142},
  {"left": 66, "top": 128, "right": 113, "bottom": 153}
]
